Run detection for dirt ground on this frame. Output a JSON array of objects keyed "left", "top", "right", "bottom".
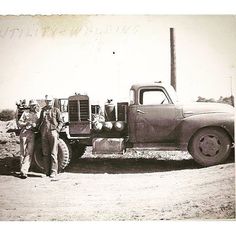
[{"left": 0, "top": 120, "right": 235, "bottom": 220}]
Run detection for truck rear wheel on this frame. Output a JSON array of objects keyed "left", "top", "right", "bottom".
[
  {"left": 189, "top": 127, "right": 232, "bottom": 166},
  {"left": 33, "top": 137, "right": 71, "bottom": 173}
]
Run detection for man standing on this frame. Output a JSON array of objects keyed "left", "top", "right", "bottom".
[
  {"left": 18, "top": 99, "right": 39, "bottom": 179},
  {"left": 38, "top": 95, "right": 63, "bottom": 178}
]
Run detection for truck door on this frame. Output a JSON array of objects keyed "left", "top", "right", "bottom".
[{"left": 130, "top": 88, "right": 177, "bottom": 143}]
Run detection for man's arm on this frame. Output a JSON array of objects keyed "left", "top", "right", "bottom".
[
  {"left": 56, "top": 108, "right": 63, "bottom": 132},
  {"left": 18, "top": 112, "right": 27, "bottom": 128}
]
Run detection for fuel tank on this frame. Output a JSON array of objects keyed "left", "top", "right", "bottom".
[{"left": 92, "top": 138, "right": 125, "bottom": 154}]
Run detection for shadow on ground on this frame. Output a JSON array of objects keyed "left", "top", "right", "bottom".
[
  {"left": 0, "top": 153, "right": 234, "bottom": 175},
  {"left": 66, "top": 149, "right": 235, "bottom": 174},
  {"left": 66, "top": 158, "right": 202, "bottom": 174},
  {"left": 0, "top": 157, "right": 21, "bottom": 175}
]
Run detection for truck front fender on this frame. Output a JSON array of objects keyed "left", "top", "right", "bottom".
[{"left": 176, "top": 113, "right": 234, "bottom": 149}]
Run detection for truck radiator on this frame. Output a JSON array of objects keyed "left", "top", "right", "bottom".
[
  {"left": 79, "top": 100, "right": 89, "bottom": 121},
  {"left": 68, "top": 94, "right": 90, "bottom": 135},
  {"left": 68, "top": 100, "right": 79, "bottom": 121}
]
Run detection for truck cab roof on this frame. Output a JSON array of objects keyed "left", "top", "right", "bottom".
[
  {"left": 130, "top": 82, "right": 178, "bottom": 104},
  {"left": 130, "top": 81, "right": 169, "bottom": 90}
]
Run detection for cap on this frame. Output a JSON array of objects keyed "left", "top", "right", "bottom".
[
  {"left": 29, "top": 99, "right": 38, "bottom": 106},
  {"left": 45, "top": 95, "right": 54, "bottom": 101}
]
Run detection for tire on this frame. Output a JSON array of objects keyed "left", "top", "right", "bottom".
[
  {"left": 189, "top": 127, "right": 232, "bottom": 166},
  {"left": 71, "top": 141, "right": 86, "bottom": 161},
  {"left": 34, "top": 137, "right": 71, "bottom": 173}
]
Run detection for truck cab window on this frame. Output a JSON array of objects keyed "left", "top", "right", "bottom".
[{"left": 140, "top": 89, "right": 169, "bottom": 105}]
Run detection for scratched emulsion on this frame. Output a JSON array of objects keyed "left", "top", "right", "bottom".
[
  {"left": 34, "top": 15, "right": 89, "bottom": 38},
  {"left": 0, "top": 15, "right": 140, "bottom": 40},
  {"left": 0, "top": 15, "right": 90, "bottom": 39}
]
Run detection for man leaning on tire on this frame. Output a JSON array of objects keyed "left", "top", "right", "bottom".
[{"left": 37, "top": 95, "right": 63, "bottom": 178}]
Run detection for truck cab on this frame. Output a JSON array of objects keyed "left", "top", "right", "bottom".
[{"left": 128, "top": 82, "right": 181, "bottom": 145}]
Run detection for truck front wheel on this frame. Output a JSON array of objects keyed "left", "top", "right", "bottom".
[
  {"left": 33, "top": 137, "right": 71, "bottom": 173},
  {"left": 189, "top": 127, "right": 232, "bottom": 166}
]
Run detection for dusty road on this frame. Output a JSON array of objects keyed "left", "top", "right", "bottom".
[{"left": 0, "top": 158, "right": 235, "bottom": 220}]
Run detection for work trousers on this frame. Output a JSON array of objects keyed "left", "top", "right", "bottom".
[
  {"left": 41, "top": 130, "right": 59, "bottom": 175},
  {"left": 20, "top": 129, "right": 35, "bottom": 175}
]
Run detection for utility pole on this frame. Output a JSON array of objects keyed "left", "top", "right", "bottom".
[{"left": 170, "top": 28, "right": 176, "bottom": 91}]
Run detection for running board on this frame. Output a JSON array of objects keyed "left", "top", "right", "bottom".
[{"left": 132, "top": 143, "right": 180, "bottom": 151}]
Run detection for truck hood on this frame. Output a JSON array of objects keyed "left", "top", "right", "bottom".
[{"left": 182, "top": 102, "right": 234, "bottom": 118}]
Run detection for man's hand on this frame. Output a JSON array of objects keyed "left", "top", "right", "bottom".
[
  {"left": 25, "top": 122, "right": 36, "bottom": 129},
  {"left": 26, "top": 123, "right": 31, "bottom": 129}
]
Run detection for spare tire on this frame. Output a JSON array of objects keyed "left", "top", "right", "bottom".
[{"left": 33, "top": 137, "right": 71, "bottom": 173}]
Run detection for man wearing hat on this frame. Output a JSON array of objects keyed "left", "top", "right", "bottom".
[
  {"left": 18, "top": 99, "right": 39, "bottom": 178},
  {"left": 38, "top": 95, "right": 63, "bottom": 178}
]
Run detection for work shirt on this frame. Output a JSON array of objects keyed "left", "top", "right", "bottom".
[
  {"left": 18, "top": 110, "right": 40, "bottom": 132},
  {"left": 38, "top": 106, "right": 63, "bottom": 134}
]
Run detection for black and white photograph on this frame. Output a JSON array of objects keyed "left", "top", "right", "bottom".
[{"left": 0, "top": 1, "right": 235, "bottom": 229}]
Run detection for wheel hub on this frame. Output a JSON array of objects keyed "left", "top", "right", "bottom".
[{"left": 199, "top": 135, "right": 221, "bottom": 157}]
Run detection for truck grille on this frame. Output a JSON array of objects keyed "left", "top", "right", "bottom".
[
  {"left": 69, "top": 100, "right": 79, "bottom": 122},
  {"left": 80, "top": 100, "right": 89, "bottom": 121}
]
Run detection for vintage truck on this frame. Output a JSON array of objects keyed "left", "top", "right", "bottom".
[{"left": 12, "top": 82, "right": 235, "bottom": 171}]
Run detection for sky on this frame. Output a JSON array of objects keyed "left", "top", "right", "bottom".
[{"left": 0, "top": 15, "right": 236, "bottom": 109}]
